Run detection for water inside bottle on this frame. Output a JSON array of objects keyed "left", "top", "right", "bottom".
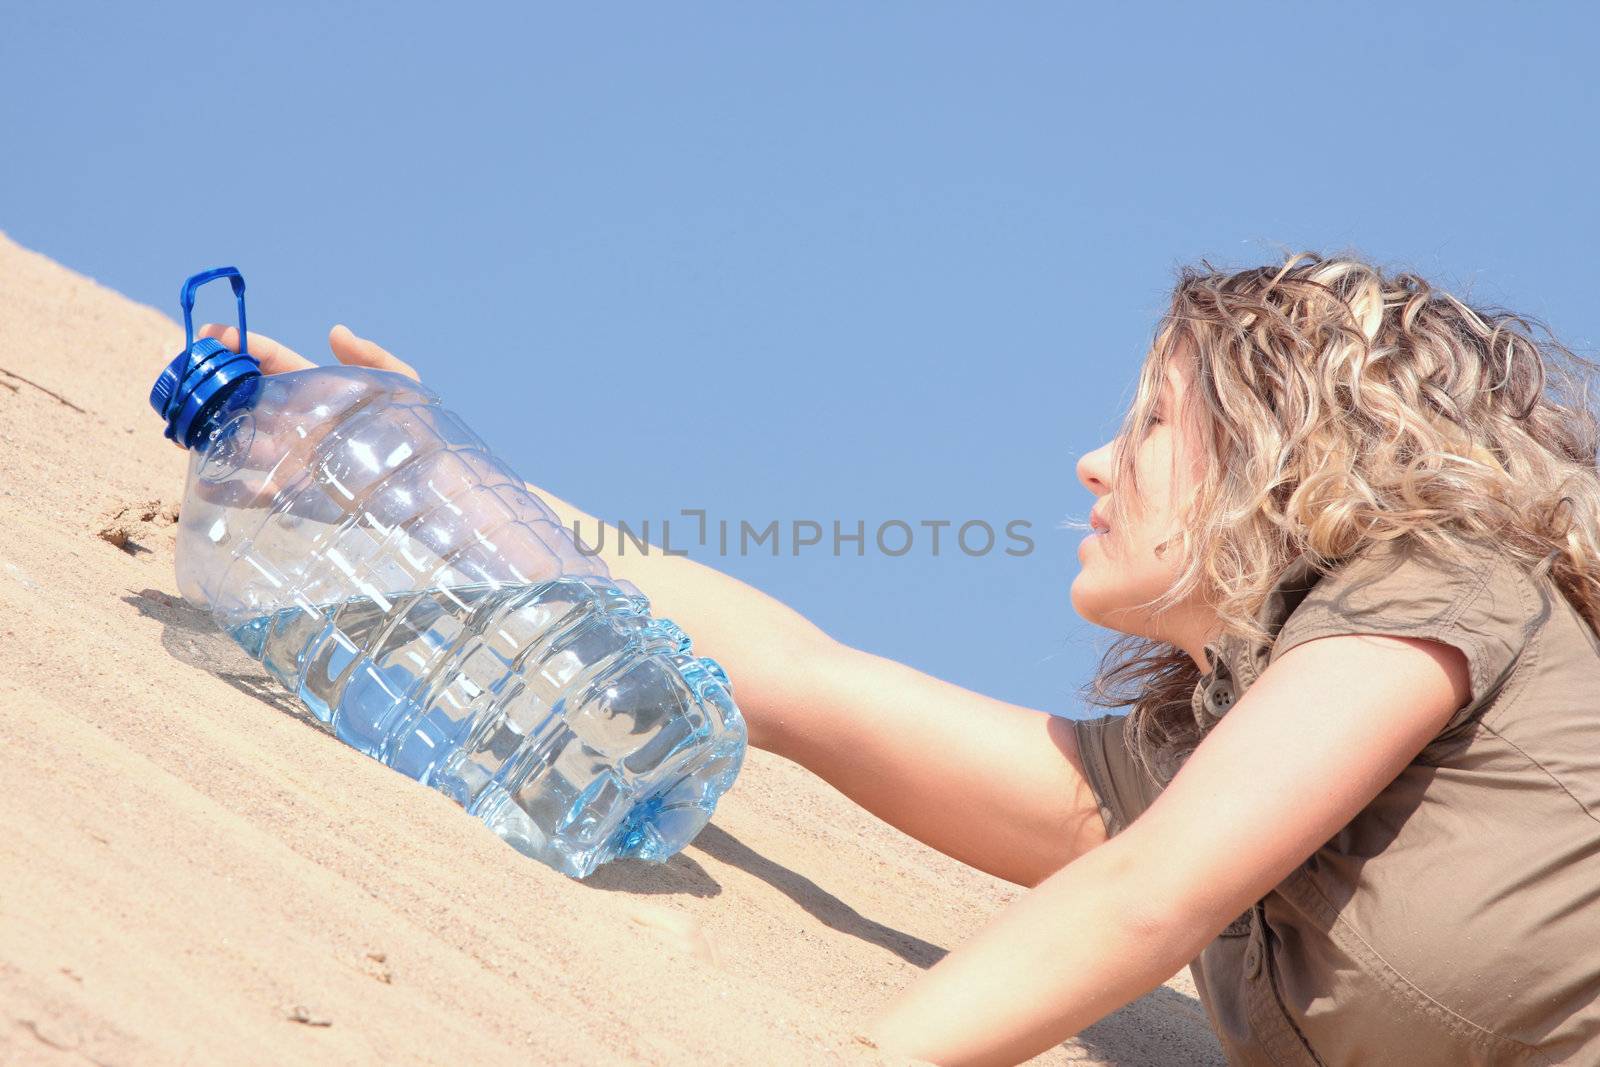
[{"left": 225, "top": 576, "right": 744, "bottom": 878}]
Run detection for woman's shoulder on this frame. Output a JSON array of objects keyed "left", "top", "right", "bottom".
[
  {"left": 1266, "top": 536, "right": 1558, "bottom": 736},
  {"left": 1275, "top": 537, "right": 1546, "bottom": 636},
  {"left": 1251, "top": 540, "right": 1600, "bottom": 1062}
]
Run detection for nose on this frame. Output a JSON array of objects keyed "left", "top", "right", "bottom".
[{"left": 1077, "top": 438, "right": 1115, "bottom": 497}]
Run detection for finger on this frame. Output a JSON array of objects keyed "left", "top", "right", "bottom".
[
  {"left": 196, "top": 323, "right": 316, "bottom": 376},
  {"left": 329, "top": 324, "right": 421, "bottom": 382}
]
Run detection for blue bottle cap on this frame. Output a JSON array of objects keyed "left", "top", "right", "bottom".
[{"left": 150, "top": 267, "right": 262, "bottom": 450}]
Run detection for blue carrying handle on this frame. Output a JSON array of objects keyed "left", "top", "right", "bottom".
[
  {"left": 149, "top": 266, "right": 261, "bottom": 449},
  {"left": 180, "top": 266, "right": 248, "bottom": 361}
]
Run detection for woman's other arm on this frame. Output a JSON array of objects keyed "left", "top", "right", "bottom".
[{"left": 863, "top": 630, "right": 1471, "bottom": 1065}]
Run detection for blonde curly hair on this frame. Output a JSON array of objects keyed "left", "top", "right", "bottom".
[{"left": 1076, "top": 249, "right": 1600, "bottom": 786}]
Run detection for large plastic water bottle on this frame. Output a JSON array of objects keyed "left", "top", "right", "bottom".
[{"left": 148, "top": 267, "right": 746, "bottom": 879}]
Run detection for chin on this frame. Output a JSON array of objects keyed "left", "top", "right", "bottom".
[
  {"left": 1072, "top": 574, "right": 1155, "bottom": 639},
  {"left": 1069, "top": 573, "right": 1111, "bottom": 628}
]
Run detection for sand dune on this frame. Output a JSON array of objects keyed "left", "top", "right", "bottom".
[{"left": 0, "top": 231, "right": 1223, "bottom": 1065}]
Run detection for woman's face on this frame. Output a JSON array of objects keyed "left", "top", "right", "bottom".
[{"left": 1071, "top": 358, "right": 1210, "bottom": 645}]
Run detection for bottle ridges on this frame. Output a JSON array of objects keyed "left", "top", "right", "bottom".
[{"left": 205, "top": 389, "right": 744, "bottom": 878}]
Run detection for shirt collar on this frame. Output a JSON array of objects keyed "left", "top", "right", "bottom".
[{"left": 1191, "top": 549, "right": 1339, "bottom": 728}]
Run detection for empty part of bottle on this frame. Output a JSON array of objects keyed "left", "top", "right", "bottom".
[{"left": 150, "top": 276, "right": 745, "bottom": 879}]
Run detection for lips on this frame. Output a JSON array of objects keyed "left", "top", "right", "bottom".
[{"left": 1089, "top": 509, "right": 1112, "bottom": 534}]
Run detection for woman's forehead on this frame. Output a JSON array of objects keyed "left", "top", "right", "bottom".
[
  {"left": 1162, "top": 334, "right": 1198, "bottom": 392},
  {"left": 1163, "top": 360, "right": 1187, "bottom": 399}
]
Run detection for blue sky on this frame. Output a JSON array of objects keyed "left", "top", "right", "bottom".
[{"left": 3, "top": 2, "right": 1595, "bottom": 716}]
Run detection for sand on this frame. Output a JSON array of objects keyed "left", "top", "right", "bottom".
[{"left": 0, "top": 231, "right": 1225, "bottom": 1065}]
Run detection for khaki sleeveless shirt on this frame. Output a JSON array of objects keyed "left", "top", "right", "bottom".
[{"left": 1070, "top": 538, "right": 1600, "bottom": 1065}]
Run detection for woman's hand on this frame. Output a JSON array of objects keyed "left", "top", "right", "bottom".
[
  {"left": 186, "top": 322, "right": 424, "bottom": 507},
  {"left": 195, "top": 322, "right": 422, "bottom": 382}
]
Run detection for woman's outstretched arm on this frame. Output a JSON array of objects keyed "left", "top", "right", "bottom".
[
  {"left": 531, "top": 485, "right": 1110, "bottom": 888},
  {"left": 208, "top": 320, "right": 1110, "bottom": 887}
]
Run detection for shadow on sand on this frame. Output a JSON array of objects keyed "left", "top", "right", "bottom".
[
  {"left": 128, "top": 586, "right": 949, "bottom": 970},
  {"left": 589, "top": 822, "right": 947, "bottom": 968}
]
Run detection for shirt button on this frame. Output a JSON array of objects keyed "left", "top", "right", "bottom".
[
  {"left": 1208, "top": 683, "right": 1234, "bottom": 711},
  {"left": 1244, "top": 940, "right": 1263, "bottom": 978}
]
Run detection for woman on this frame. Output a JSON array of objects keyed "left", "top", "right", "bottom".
[{"left": 200, "top": 250, "right": 1600, "bottom": 1065}]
